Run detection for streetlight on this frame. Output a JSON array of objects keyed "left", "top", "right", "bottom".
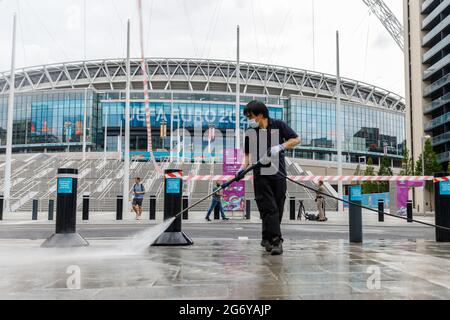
[{"left": 422, "top": 135, "right": 432, "bottom": 177}]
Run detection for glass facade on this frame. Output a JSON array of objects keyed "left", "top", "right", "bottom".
[
  {"left": 287, "top": 97, "right": 405, "bottom": 166},
  {"left": 0, "top": 89, "right": 405, "bottom": 166},
  {"left": 0, "top": 90, "right": 99, "bottom": 153}
]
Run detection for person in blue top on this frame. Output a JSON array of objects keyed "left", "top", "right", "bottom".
[
  {"left": 205, "top": 181, "right": 230, "bottom": 222},
  {"left": 131, "top": 177, "right": 145, "bottom": 220}
]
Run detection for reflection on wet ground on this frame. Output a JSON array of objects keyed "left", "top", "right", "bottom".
[{"left": 1, "top": 239, "right": 450, "bottom": 300}]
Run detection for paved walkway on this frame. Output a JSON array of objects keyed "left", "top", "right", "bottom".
[
  {"left": 1, "top": 238, "right": 450, "bottom": 300},
  {"left": 0, "top": 210, "right": 436, "bottom": 228}
]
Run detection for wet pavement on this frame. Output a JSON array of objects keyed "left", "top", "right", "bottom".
[{"left": 1, "top": 238, "right": 450, "bottom": 300}]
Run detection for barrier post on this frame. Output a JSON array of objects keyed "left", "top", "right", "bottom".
[
  {"left": 48, "top": 199, "right": 54, "bottom": 221},
  {"left": 182, "top": 195, "right": 189, "bottom": 220},
  {"left": 116, "top": 195, "right": 123, "bottom": 221},
  {"left": 349, "top": 186, "right": 363, "bottom": 244},
  {"left": 245, "top": 199, "right": 251, "bottom": 220},
  {"left": 41, "top": 168, "right": 89, "bottom": 247},
  {"left": 32, "top": 199, "right": 38, "bottom": 221},
  {"left": 434, "top": 173, "right": 450, "bottom": 242},
  {"left": 153, "top": 169, "right": 193, "bottom": 246},
  {"left": 0, "top": 195, "right": 3, "bottom": 221},
  {"left": 82, "top": 193, "right": 90, "bottom": 221},
  {"left": 149, "top": 195, "right": 156, "bottom": 220},
  {"left": 290, "top": 197, "right": 296, "bottom": 220},
  {"left": 378, "top": 199, "right": 384, "bottom": 222},
  {"left": 407, "top": 200, "right": 413, "bottom": 223}
]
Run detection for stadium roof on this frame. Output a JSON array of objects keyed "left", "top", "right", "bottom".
[{"left": 0, "top": 58, "right": 405, "bottom": 112}]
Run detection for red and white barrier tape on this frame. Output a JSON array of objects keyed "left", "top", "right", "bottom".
[
  {"left": 177, "top": 175, "right": 449, "bottom": 183},
  {"left": 165, "top": 172, "right": 184, "bottom": 179}
]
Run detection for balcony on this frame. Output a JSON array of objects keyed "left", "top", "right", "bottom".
[
  {"left": 423, "top": 0, "right": 440, "bottom": 14},
  {"left": 422, "top": 0, "right": 450, "bottom": 30},
  {"left": 423, "top": 34, "right": 450, "bottom": 64},
  {"left": 424, "top": 111, "right": 450, "bottom": 131},
  {"left": 424, "top": 73, "right": 450, "bottom": 97},
  {"left": 423, "top": 14, "right": 450, "bottom": 47},
  {"left": 423, "top": 54, "right": 450, "bottom": 80},
  {"left": 437, "top": 151, "right": 450, "bottom": 163},
  {"left": 424, "top": 92, "right": 450, "bottom": 114},
  {"left": 433, "top": 132, "right": 450, "bottom": 146}
]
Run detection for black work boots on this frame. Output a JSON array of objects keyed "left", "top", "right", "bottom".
[{"left": 261, "top": 239, "right": 283, "bottom": 255}]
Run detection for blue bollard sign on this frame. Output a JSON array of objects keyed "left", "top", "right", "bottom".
[
  {"left": 166, "top": 178, "right": 181, "bottom": 194},
  {"left": 440, "top": 181, "right": 450, "bottom": 196},
  {"left": 57, "top": 177, "right": 73, "bottom": 194},
  {"left": 350, "top": 186, "right": 362, "bottom": 201}
]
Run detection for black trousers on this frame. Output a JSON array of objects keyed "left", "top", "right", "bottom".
[{"left": 254, "top": 176, "right": 287, "bottom": 242}]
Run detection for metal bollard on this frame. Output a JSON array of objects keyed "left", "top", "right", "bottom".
[
  {"left": 153, "top": 169, "right": 193, "bottom": 246},
  {"left": 41, "top": 168, "right": 89, "bottom": 248},
  {"left": 32, "top": 199, "right": 39, "bottom": 221},
  {"left": 407, "top": 200, "right": 413, "bottom": 223},
  {"left": 149, "top": 195, "right": 156, "bottom": 220},
  {"left": 378, "top": 199, "right": 384, "bottom": 222},
  {"left": 116, "top": 195, "right": 123, "bottom": 221},
  {"left": 435, "top": 173, "right": 450, "bottom": 242},
  {"left": 48, "top": 199, "right": 54, "bottom": 221},
  {"left": 290, "top": 197, "right": 296, "bottom": 220},
  {"left": 82, "top": 193, "right": 90, "bottom": 221},
  {"left": 182, "top": 195, "right": 189, "bottom": 220},
  {"left": 0, "top": 195, "right": 3, "bottom": 221},
  {"left": 245, "top": 199, "right": 251, "bottom": 220},
  {"left": 349, "top": 186, "right": 363, "bottom": 244}
]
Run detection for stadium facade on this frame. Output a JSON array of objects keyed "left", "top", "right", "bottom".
[{"left": 0, "top": 58, "right": 406, "bottom": 166}]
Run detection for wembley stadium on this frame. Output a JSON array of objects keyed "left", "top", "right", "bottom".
[{"left": 0, "top": 58, "right": 406, "bottom": 167}]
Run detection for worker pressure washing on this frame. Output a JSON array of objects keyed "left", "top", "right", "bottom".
[{"left": 236, "top": 101, "right": 300, "bottom": 256}]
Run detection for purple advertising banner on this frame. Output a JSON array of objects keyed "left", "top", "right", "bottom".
[
  {"left": 223, "top": 149, "right": 246, "bottom": 211},
  {"left": 397, "top": 181, "right": 424, "bottom": 215}
]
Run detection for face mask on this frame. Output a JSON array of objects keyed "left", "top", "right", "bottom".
[{"left": 248, "top": 119, "right": 259, "bottom": 129}]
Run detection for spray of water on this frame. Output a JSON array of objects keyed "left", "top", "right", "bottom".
[{"left": 116, "top": 217, "right": 176, "bottom": 253}]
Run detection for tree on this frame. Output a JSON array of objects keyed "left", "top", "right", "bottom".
[
  {"left": 415, "top": 139, "right": 442, "bottom": 176},
  {"left": 377, "top": 156, "right": 393, "bottom": 193},
  {"left": 415, "top": 139, "right": 443, "bottom": 211},
  {"left": 362, "top": 157, "right": 378, "bottom": 194},
  {"left": 400, "top": 148, "right": 414, "bottom": 176}
]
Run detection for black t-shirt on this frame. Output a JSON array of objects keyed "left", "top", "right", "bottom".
[{"left": 244, "top": 118, "right": 298, "bottom": 180}]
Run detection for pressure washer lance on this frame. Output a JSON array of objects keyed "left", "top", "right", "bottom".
[
  {"left": 166, "top": 153, "right": 450, "bottom": 233},
  {"left": 271, "top": 163, "right": 450, "bottom": 232}
]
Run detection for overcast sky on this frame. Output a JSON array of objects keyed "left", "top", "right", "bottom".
[{"left": 0, "top": 0, "right": 405, "bottom": 96}]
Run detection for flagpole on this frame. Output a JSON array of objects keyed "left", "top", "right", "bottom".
[
  {"left": 104, "top": 107, "right": 108, "bottom": 161},
  {"left": 4, "top": 14, "right": 17, "bottom": 214},
  {"left": 235, "top": 25, "right": 241, "bottom": 150},
  {"left": 123, "top": 19, "right": 131, "bottom": 215},
  {"left": 82, "top": 88, "right": 88, "bottom": 161},
  {"left": 336, "top": 31, "right": 344, "bottom": 214},
  {"left": 177, "top": 116, "right": 180, "bottom": 164},
  {"left": 170, "top": 92, "right": 174, "bottom": 162}
]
